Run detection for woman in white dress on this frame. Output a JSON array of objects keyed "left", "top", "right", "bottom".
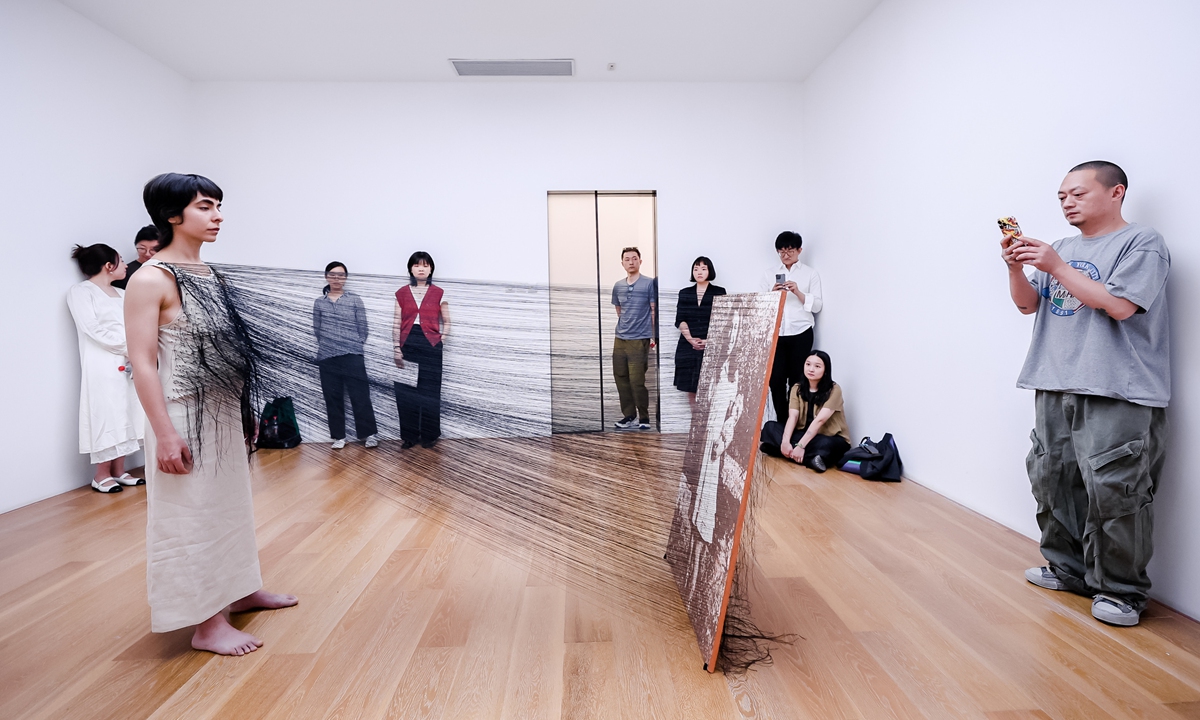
[
  {"left": 126, "top": 172, "right": 295, "bottom": 656},
  {"left": 67, "top": 244, "right": 145, "bottom": 493}
]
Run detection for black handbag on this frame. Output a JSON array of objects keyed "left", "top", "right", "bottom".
[
  {"left": 257, "top": 397, "right": 302, "bottom": 449},
  {"left": 840, "top": 434, "right": 903, "bottom": 482}
]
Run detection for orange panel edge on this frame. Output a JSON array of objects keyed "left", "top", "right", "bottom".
[{"left": 705, "top": 290, "right": 787, "bottom": 672}]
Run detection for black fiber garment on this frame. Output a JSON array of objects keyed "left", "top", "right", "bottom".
[{"left": 673, "top": 284, "right": 726, "bottom": 392}]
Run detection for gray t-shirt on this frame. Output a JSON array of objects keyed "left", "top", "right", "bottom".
[
  {"left": 1017, "top": 223, "right": 1170, "bottom": 407},
  {"left": 612, "top": 275, "right": 658, "bottom": 340}
]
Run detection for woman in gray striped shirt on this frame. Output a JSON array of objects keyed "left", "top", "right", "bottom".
[{"left": 313, "top": 262, "right": 378, "bottom": 449}]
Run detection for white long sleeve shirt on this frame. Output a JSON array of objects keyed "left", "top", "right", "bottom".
[{"left": 761, "top": 261, "right": 823, "bottom": 336}]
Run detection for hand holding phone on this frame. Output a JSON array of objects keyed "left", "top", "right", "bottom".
[
  {"left": 998, "top": 216, "right": 1026, "bottom": 268},
  {"left": 998, "top": 216, "right": 1023, "bottom": 247}
]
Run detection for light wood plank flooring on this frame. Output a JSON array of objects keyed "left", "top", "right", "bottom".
[{"left": 1, "top": 434, "right": 1198, "bottom": 719}]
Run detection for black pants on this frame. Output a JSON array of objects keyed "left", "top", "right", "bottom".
[
  {"left": 769, "top": 329, "right": 814, "bottom": 422},
  {"left": 318, "top": 354, "right": 377, "bottom": 440},
  {"left": 759, "top": 420, "right": 850, "bottom": 466},
  {"left": 394, "top": 331, "right": 443, "bottom": 443}
]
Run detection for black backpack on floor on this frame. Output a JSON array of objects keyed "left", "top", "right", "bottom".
[
  {"left": 257, "top": 397, "right": 302, "bottom": 449},
  {"left": 840, "top": 433, "right": 903, "bottom": 482}
]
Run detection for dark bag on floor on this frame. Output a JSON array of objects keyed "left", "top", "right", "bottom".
[
  {"left": 840, "top": 434, "right": 903, "bottom": 482},
  {"left": 257, "top": 397, "right": 302, "bottom": 449}
]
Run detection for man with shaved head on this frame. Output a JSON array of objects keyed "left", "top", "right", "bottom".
[{"left": 1002, "top": 161, "right": 1170, "bottom": 627}]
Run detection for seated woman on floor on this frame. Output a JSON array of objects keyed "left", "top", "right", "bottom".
[{"left": 759, "top": 350, "right": 850, "bottom": 473}]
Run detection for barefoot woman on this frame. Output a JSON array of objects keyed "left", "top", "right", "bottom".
[{"left": 125, "top": 173, "right": 296, "bottom": 656}]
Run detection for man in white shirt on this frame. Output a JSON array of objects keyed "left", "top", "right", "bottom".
[{"left": 761, "top": 231, "right": 823, "bottom": 422}]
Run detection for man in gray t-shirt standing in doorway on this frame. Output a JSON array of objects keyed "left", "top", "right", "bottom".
[
  {"left": 612, "top": 247, "right": 658, "bottom": 430},
  {"left": 1004, "top": 160, "right": 1170, "bottom": 628}
]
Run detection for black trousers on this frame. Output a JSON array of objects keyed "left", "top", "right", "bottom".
[
  {"left": 394, "top": 331, "right": 443, "bottom": 443},
  {"left": 759, "top": 420, "right": 850, "bottom": 466},
  {"left": 318, "top": 354, "right": 378, "bottom": 440},
  {"left": 769, "top": 329, "right": 814, "bottom": 422}
]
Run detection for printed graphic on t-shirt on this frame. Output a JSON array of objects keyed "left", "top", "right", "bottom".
[{"left": 1042, "top": 260, "right": 1101, "bottom": 316}]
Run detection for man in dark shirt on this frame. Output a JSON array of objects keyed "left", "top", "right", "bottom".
[{"left": 112, "top": 225, "right": 159, "bottom": 290}]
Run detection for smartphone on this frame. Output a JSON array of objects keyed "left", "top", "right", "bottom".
[
  {"left": 997, "top": 216, "right": 1022, "bottom": 245},
  {"left": 775, "top": 273, "right": 786, "bottom": 285}
]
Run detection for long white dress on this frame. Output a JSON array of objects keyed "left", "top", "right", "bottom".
[
  {"left": 141, "top": 260, "right": 263, "bottom": 632},
  {"left": 66, "top": 281, "right": 144, "bottom": 463}
]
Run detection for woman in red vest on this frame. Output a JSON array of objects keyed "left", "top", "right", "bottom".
[{"left": 392, "top": 251, "right": 451, "bottom": 448}]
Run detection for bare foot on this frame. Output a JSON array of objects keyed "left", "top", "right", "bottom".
[
  {"left": 229, "top": 589, "right": 299, "bottom": 613},
  {"left": 191, "top": 614, "right": 263, "bottom": 656}
]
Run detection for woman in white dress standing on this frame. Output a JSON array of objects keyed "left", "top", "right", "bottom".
[{"left": 67, "top": 243, "right": 145, "bottom": 492}]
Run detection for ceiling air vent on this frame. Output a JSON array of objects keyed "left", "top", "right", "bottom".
[{"left": 451, "top": 59, "right": 574, "bottom": 77}]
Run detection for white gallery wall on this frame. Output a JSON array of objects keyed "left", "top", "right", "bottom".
[
  {"left": 190, "top": 81, "right": 802, "bottom": 290},
  {"left": 800, "top": 0, "right": 1200, "bottom": 618},
  {"left": 189, "top": 81, "right": 805, "bottom": 434},
  {"left": 0, "top": 0, "right": 188, "bottom": 513}
]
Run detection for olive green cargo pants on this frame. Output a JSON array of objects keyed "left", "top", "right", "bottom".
[
  {"left": 613, "top": 338, "right": 650, "bottom": 422},
  {"left": 1027, "top": 391, "right": 1167, "bottom": 609}
]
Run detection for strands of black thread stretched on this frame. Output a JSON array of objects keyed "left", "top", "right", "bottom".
[
  {"left": 162, "top": 263, "right": 265, "bottom": 465},
  {"left": 299, "top": 434, "right": 695, "bottom": 632},
  {"left": 716, "top": 454, "right": 797, "bottom": 674},
  {"left": 202, "top": 262, "right": 784, "bottom": 658}
]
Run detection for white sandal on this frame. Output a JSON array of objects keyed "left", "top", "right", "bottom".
[
  {"left": 114, "top": 473, "right": 144, "bottom": 486},
  {"left": 91, "top": 477, "right": 123, "bottom": 493}
]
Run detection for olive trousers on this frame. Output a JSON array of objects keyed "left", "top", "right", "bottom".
[
  {"left": 1027, "top": 391, "right": 1167, "bottom": 609},
  {"left": 612, "top": 338, "right": 650, "bottom": 422}
]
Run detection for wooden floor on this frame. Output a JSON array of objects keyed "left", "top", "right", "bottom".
[{"left": 2, "top": 436, "right": 1200, "bottom": 720}]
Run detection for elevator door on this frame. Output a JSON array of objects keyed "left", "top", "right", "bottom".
[{"left": 547, "top": 191, "right": 659, "bottom": 433}]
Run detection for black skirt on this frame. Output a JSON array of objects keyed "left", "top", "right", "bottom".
[{"left": 674, "top": 335, "right": 705, "bottom": 393}]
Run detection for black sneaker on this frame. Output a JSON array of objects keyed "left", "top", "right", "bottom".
[
  {"left": 400, "top": 439, "right": 416, "bottom": 449},
  {"left": 637, "top": 419, "right": 652, "bottom": 430},
  {"left": 614, "top": 416, "right": 636, "bottom": 429},
  {"left": 809, "top": 455, "right": 827, "bottom": 473}
]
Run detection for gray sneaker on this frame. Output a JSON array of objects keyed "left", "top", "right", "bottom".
[
  {"left": 1025, "top": 566, "right": 1067, "bottom": 591},
  {"left": 364, "top": 435, "right": 379, "bottom": 448},
  {"left": 1092, "top": 594, "right": 1140, "bottom": 627}
]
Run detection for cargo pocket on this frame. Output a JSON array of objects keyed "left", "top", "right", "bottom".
[
  {"left": 1087, "top": 437, "right": 1151, "bottom": 519},
  {"left": 1025, "top": 429, "right": 1049, "bottom": 507}
]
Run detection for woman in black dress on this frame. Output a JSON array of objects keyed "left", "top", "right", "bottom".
[{"left": 673, "top": 256, "right": 726, "bottom": 410}]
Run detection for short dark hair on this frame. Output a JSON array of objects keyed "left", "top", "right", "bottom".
[
  {"left": 134, "top": 225, "right": 159, "bottom": 244},
  {"left": 775, "top": 231, "right": 803, "bottom": 251},
  {"left": 143, "top": 173, "right": 223, "bottom": 249},
  {"left": 621, "top": 247, "right": 641, "bottom": 259},
  {"left": 1070, "top": 160, "right": 1128, "bottom": 192},
  {"left": 71, "top": 243, "right": 119, "bottom": 277},
  {"left": 691, "top": 256, "right": 716, "bottom": 282},
  {"left": 322, "top": 262, "right": 347, "bottom": 296},
  {"left": 407, "top": 251, "right": 435, "bottom": 285}
]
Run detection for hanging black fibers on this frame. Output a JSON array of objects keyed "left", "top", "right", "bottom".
[{"left": 204, "top": 262, "right": 786, "bottom": 672}]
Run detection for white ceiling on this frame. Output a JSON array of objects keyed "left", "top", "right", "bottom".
[{"left": 56, "top": 0, "right": 883, "bottom": 82}]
